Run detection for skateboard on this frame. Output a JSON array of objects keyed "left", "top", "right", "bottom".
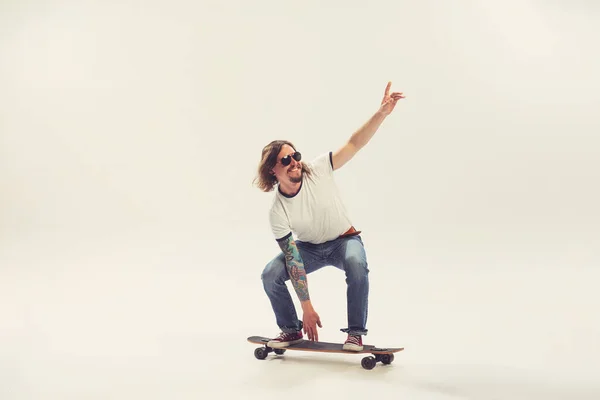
[{"left": 247, "top": 335, "right": 404, "bottom": 370}]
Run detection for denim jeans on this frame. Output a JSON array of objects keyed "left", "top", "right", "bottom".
[{"left": 261, "top": 234, "right": 369, "bottom": 336}]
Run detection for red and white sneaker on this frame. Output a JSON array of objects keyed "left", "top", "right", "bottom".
[
  {"left": 343, "top": 334, "right": 363, "bottom": 351},
  {"left": 267, "top": 331, "right": 303, "bottom": 348}
]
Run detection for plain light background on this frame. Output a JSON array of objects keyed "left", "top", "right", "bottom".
[{"left": 1, "top": 0, "right": 599, "bottom": 399}]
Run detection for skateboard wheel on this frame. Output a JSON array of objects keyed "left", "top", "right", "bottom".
[
  {"left": 361, "top": 356, "right": 376, "bottom": 370},
  {"left": 273, "top": 348, "right": 286, "bottom": 355},
  {"left": 254, "top": 347, "right": 268, "bottom": 360},
  {"left": 380, "top": 354, "right": 394, "bottom": 364}
]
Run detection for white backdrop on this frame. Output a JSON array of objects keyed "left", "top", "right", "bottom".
[{"left": 1, "top": 1, "right": 599, "bottom": 399}]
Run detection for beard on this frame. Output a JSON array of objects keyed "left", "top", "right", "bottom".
[{"left": 288, "top": 166, "right": 303, "bottom": 183}]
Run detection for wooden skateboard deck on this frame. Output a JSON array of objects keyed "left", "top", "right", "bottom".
[{"left": 248, "top": 335, "right": 404, "bottom": 370}]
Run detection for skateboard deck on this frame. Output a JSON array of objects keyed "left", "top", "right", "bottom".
[{"left": 248, "top": 335, "right": 404, "bottom": 370}]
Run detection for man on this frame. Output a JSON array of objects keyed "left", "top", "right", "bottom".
[{"left": 253, "top": 82, "right": 404, "bottom": 351}]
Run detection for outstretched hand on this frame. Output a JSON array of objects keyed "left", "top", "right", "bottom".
[
  {"left": 302, "top": 308, "right": 322, "bottom": 341},
  {"left": 379, "top": 81, "right": 405, "bottom": 115}
]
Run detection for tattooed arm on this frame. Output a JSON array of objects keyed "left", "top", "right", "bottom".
[
  {"left": 275, "top": 233, "right": 322, "bottom": 340},
  {"left": 276, "top": 234, "right": 322, "bottom": 340},
  {"left": 277, "top": 234, "right": 310, "bottom": 303}
]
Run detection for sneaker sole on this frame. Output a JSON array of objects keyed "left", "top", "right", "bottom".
[
  {"left": 343, "top": 344, "right": 363, "bottom": 352},
  {"left": 267, "top": 338, "right": 303, "bottom": 348}
]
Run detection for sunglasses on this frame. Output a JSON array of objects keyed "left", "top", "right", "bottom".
[{"left": 280, "top": 151, "right": 302, "bottom": 166}]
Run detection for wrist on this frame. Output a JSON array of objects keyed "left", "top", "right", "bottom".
[
  {"left": 375, "top": 109, "right": 389, "bottom": 118},
  {"left": 301, "top": 300, "right": 313, "bottom": 311}
]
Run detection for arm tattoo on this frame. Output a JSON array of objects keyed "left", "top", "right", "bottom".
[{"left": 277, "top": 235, "right": 310, "bottom": 302}]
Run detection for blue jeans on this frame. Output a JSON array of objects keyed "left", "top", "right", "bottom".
[{"left": 261, "top": 235, "right": 369, "bottom": 336}]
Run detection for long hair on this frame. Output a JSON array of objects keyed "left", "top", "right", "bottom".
[{"left": 253, "top": 140, "right": 312, "bottom": 192}]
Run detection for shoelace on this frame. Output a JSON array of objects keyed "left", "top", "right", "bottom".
[{"left": 347, "top": 336, "right": 361, "bottom": 344}]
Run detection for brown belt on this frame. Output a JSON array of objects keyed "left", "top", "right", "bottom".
[{"left": 339, "top": 225, "right": 361, "bottom": 238}]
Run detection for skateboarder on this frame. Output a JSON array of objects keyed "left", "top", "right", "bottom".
[{"left": 253, "top": 82, "right": 404, "bottom": 351}]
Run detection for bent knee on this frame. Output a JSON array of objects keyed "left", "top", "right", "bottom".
[
  {"left": 345, "top": 254, "right": 369, "bottom": 278},
  {"left": 261, "top": 255, "right": 287, "bottom": 283}
]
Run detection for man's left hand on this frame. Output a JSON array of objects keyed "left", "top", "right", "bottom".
[{"left": 379, "top": 81, "right": 405, "bottom": 115}]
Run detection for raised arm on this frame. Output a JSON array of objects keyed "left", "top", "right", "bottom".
[{"left": 332, "top": 81, "right": 405, "bottom": 171}]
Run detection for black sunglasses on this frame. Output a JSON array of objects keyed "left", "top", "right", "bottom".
[{"left": 280, "top": 152, "right": 301, "bottom": 166}]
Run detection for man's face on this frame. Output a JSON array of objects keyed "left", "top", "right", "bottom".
[{"left": 272, "top": 144, "right": 303, "bottom": 184}]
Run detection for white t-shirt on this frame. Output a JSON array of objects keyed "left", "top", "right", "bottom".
[{"left": 269, "top": 151, "right": 353, "bottom": 244}]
